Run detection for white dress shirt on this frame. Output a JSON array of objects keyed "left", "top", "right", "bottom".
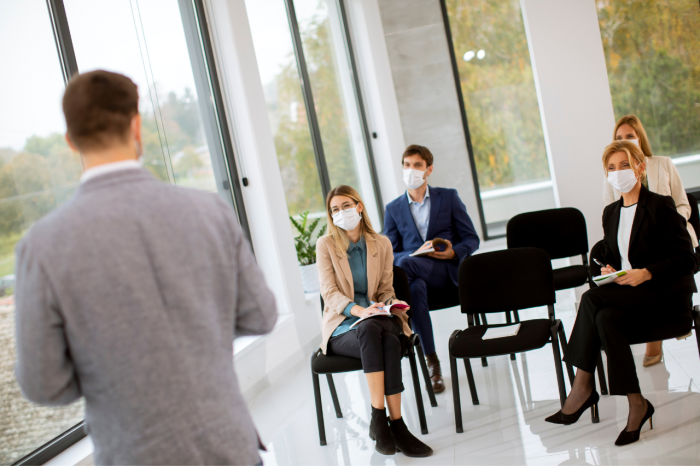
[
  {"left": 81, "top": 159, "right": 142, "bottom": 183},
  {"left": 618, "top": 203, "right": 637, "bottom": 271},
  {"left": 407, "top": 186, "right": 430, "bottom": 242}
]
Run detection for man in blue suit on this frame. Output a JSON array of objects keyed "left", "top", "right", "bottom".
[{"left": 384, "top": 145, "right": 480, "bottom": 392}]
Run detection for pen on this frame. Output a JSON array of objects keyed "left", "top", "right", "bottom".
[{"left": 592, "top": 258, "right": 604, "bottom": 267}]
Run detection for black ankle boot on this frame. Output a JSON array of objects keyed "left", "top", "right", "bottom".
[
  {"left": 369, "top": 406, "right": 395, "bottom": 455},
  {"left": 389, "top": 417, "right": 433, "bottom": 457}
]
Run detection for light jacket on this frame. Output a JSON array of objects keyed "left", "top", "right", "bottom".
[
  {"left": 316, "top": 233, "right": 411, "bottom": 354},
  {"left": 603, "top": 155, "right": 698, "bottom": 247}
]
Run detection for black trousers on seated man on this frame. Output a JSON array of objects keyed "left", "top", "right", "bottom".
[
  {"left": 564, "top": 285, "right": 692, "bottom": 395},
  {"left": 327, "top": 316, "right": 405, "bottom": 395}
]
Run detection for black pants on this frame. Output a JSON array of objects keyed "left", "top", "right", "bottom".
[
  {"left": 564, "top": 285, "right": 692, "bottom": 395},
  {"left": 327, "top": 316, "right": 405, "bottom": 396}
]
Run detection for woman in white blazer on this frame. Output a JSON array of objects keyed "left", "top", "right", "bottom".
[{"left": 602, "top": 115, "right": 697, "bottom": 367}]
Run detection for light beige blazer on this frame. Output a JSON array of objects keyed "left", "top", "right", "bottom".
[
  {"left": 316, "top": 233, "right": 411, "bottom": 354},
  {"left": 603, "top": 155, "right": 698, "bottom": 247}
]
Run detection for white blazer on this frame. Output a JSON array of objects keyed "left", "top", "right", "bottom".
[{"left": 603, "top": 155, "right": 698, "bottom": 247}]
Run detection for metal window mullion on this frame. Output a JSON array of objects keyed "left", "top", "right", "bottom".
[
  {"left": 284, "top": 0, "right": 333, "bottom": 198},
  {"left": 439, "top": 0, "right": 491, "bottom": 239},
  {"left": 337, "top": 0, "right": 384, "bottom": 226},
  {"left": 183, "top": 0, "right": 253, "bottom": 244},
  {"left": 46, "top": 0, "right": 78, "bottom": 84}
]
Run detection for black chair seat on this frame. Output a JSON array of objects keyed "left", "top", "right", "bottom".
[
  {"left": 312, "top": 352, "right": 363, "bottom": 374},
  {"left": 449, "top": 320, "right": 553, "bottom": 359},
  {"left": 626, "top": 311, "right": 693, "bottom": 345},
  {"left": 553, "top": 265, "right": 589, "bottom": 291},
  {"left": 427, "top": 284, "right": 460, "bottom": 311}
]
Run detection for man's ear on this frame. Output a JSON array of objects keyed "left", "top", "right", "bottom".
[
  {"left": 425, "top": 164, "right": 434, "bottom": 177},
  {"left": 131, "top": 114, "right": 142, "bottom": 143},
  {"left": 65, "top": 132, "right": 79, "bottom": 152}
]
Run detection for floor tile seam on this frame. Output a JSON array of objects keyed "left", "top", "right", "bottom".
[{"left": 662, "top": 345, "right": 699, "bottom": 382}]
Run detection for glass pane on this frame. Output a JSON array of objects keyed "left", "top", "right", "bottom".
[
  {"left": 597, "top": 0, "right": 700, "bottom": 188},
  {"left": 245, "top": 0, "right": 326, "bottom": 227},
  {"left": 0, "top": 1, "right": 84, "bottom": 463},
  {"left": 294, "top": 0, "right": 381, "bottom": 228},
  {"left": 445, "top": 0, "right": 555, "bottom": 237},
  {"left": 64, "top": 0, "right": 220, "bottom": 194}
]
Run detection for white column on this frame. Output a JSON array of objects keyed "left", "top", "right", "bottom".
[
  {"left": 345, "top": 0, "right": 406, "bottom": 207},
  {"left": 520, "top": 0, "right": 615, "bottom": 250}
]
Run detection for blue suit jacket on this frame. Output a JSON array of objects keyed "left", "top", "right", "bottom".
[{"left": 383, "top": 186, "right": 480, "bottom": 285}]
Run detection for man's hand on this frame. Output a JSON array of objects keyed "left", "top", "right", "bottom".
[
  {"left": 429, "top": 239, "right": 456, "bottom": 260},
  {"left": 388, "top": 300, "right": 410, "bottom": 315},
  {"left": 415, "top": 241, "right": 433, "bottom": 253},
  {"left": 614, "top": 269, "right": 652, "bottom": 287}
]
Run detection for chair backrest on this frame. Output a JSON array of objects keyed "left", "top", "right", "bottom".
[
  {"left": 458, "top": 247, "right": 555, "bottom": 316},
  {"left": 319, "top": 265, "right": 413, "bottom": 318},
  {"left": 686, "top": 193, "right": 700, "bottom": 251},
  {"left": 506, "top": 208, "right": 589, "bottom": 260}
]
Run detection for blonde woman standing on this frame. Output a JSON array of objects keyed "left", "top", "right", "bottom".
[
  {"left": 316, "top": 185, "right": 432, "bottom": 458},
  {"left": 603, "top": 115, "right": 697, "bottom": 366}
]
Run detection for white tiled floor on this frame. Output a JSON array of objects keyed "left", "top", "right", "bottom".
[{"left": 250, "top": 297, "right": 700, "bottom": 465}]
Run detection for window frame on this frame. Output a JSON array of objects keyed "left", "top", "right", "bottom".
[{"left": 282, "top": 0, "right": 384, "bottom": 226}]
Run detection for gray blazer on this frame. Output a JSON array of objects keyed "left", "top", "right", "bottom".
[{"left": 14, "top": 169, "right": 277, "bottom": 465}]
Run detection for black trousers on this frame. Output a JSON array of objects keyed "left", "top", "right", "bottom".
[
  {"left": 327, "top": 316, "right": 405, "bottom": 396},
  {"left": 564, "top": 285, "right": 692, "bottom": 395}
]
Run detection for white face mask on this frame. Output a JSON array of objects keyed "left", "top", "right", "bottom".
[
  {"left": 403, "top": 168, "right": 426, "bottom": 190},
  {"left": 332, "top": 207, "right": 362, "bottom": 231},
  {"left": 626, "top": 139, "right": 639, "bottom": 146},
  {"left": 607, "top": 169, "right": 638, "bottom": 193}
]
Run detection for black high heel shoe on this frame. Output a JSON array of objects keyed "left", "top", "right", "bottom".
[
  {"left": 615, "top": 399, "right": 654, "bottom": 446},
  {"left": 545, "top": 390, "right": 600, "bottom": 425}
]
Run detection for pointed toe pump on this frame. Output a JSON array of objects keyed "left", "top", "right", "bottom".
[
  {"left": 615, "top": 400, "right": 654, "bottom": 446},
  {"left": 545, "top": 391, "right": 600, "bottom": 425}
]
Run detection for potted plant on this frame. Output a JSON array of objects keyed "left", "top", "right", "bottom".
[{"left": 291, "top": 211, "right": 327, "bottom": 293}]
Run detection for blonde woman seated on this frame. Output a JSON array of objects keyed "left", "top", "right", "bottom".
[
  {"left": 316, "top": 185, "right": 432, "bottom": 458},
  {"left": 547, "top": 141, "right": 697, "bottom": 446},
  {"left": 604, "top": 114, "right": 698, "bottom": 366}
]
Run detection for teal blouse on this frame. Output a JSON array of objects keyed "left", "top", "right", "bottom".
[{"left": 331, "top": 237, "right": 370, "bottom": 337}]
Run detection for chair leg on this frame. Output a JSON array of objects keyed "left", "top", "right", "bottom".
[
  {"left": 450, "top": 355, "right": 463, "bottom": 433},
  {"left": 312, "top": 371, "right": 327, "bottom": 446},
  {"left": 506, "top": 313, "right": 516, "bottom": 361},
  {"left": 478, "top": 314, "right": 489, "bottom": 366},
  {"left": 415, "top": 340, "right": 437, "bottom": 407},
  {"left": 550, "top": 324, "right": 567, "bottom": 408},
  {"left": 408, "top": 346, "right": 429, "bottom": 435},
  {"left": 557, "top": 323, "right": 576, "bottom": 387},
  {"left": 513, "top": 310, "right": 520, "bottom": 323},
  {"left": 326, "top": 374, "right": 342, "bottom": 418},
  {"left": 597, "top": 352, "right": 609, "bottom": 396},
  {"left": 463, "top": 359, "right": 480, "bottom": 406},
  {"left": 692, "top": 306, "right": 700, "bottom": 360}
]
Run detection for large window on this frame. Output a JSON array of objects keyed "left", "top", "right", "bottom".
[
  {"left": 246, "top": 0, "right": 381, "bottom": 230},
  {"left": 442, "top": 0, "right": 555, "bottom": 238},
  {"left": 0, "top": 0, "right": 247, "bottom": 463},
  {"left": 0, "top": 2, "right": 84, "bottom": 463},
  {"left": 597, "top": 0, "right": 700, "bottom": 190}
]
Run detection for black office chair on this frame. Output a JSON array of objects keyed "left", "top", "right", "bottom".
[
  {"left": 686, "top": 193, "right": 700, "bottom": 263},
  {"left": 590, "top": 240, "right": 700, "bottom": 396},
  {"left": 310, "top": 266, "right": 437, "bottom": 446},
  {"left": 448, "top": 248, "right": 576, "bottom": 433},
  {"left": 427, "top": 273, "right": 490, "bottom": 368},
  {"left": 507, "top": 207, "right": 597, "bottom": 384}
]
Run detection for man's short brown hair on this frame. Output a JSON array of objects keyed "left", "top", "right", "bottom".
[
  {"left": 62, "top": 70, "right": 139, "bottom": 151},
  {"left": 402, "top": 144, "right": 434, "bottom": 166}
]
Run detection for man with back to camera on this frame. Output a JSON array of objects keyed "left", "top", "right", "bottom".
[
  {"left": 383, "top": 145, "right": 480, "bottom": 392},
  {"left": 13, "top": 70, "right": 276, "bottom": 465}
]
